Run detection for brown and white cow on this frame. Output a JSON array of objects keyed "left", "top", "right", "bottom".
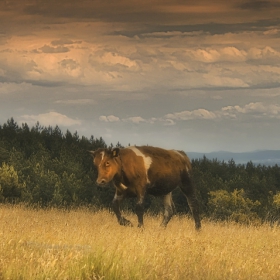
[{"left": 89, "top": 146, "right": 201, "bottom": 230}]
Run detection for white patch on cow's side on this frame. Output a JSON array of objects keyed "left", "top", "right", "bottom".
[{"left": 127, "top": 146, "right": 152, "bottom": 183}]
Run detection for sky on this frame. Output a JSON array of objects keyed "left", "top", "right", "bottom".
[{"left": 1, "top": 0, "right": 280, "bottom": 153}]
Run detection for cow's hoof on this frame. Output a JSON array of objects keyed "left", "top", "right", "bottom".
[
  {"left": 119, "top": 217, "right": 133, "bottom": 227},
  {"left": 137, "top": 224, "right": 144, "bottom": 231},
  {"left": 195, "top": 223, "right": 202, "bottom": 231}
]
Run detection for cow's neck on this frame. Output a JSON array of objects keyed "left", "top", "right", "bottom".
[
  {"left": 119, "top": 154, "right": 126, "bottom": 183},
  {"left": 114, "top": 154, "right": 128, "bottom": 186}
]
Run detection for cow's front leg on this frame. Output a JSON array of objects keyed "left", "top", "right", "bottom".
[
  {"left": 112, "top": 191, "right": 133, "bottom": 227},
  {"left": 135, "top": 194, "right": 145, "bottom": 228}
]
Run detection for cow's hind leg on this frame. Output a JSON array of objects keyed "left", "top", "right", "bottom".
[
  {"left": 135, "top": 194, "right": 145, "bottom": 228},
  {"left": 160, "top": 192, "right": 174, "bottom": 227},
  {"left": 180, "top": 179, "right": 201, "bottom": 230},
  {"left": 112, "top": 192, "right": 133, "bottom": 227}
]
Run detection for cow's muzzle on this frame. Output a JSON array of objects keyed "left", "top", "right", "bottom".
[{"left": 96, "top": 178, "right": 107, "bottom": 186}]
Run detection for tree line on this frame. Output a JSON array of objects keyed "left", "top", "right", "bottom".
[{"left": 1, "top": 118, "right": 280, "bottom": 224}]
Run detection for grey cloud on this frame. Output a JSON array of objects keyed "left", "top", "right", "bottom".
[
  {"left": 111, "top": 19, "right": 280, "bottom": 38},
  {"left": 7, "top": 1, "right": 277, "bottom": 33},
  {"left": 247, "top": 47, "right": 280, "bottom": 66},
  {"left": 0, "top": 69, "right": 66, "bottom": 87},
  {"left": 0, "top": 64, "right": 32, "bottom": 84},
  {"left": 24, "top": 80, "right": 67, "bottom": 87},
  {"left": 22, "top": 1, "right": 158, "bottom": 22},
  {"left": 237, "top": 0, "right": 280, "bottom": 10},
  {"left": 1, "top": 1, "right": 280, "bottom": 153},
  {"left": 186, "top": 46, "right": 280, "bottom": 65},
  {"left": 51, "top": 39, "right": 79, "bottom": 46},
  {"left": 59, "top": 59, "right": 79, "bottom": 70},
  {"left": 88, "top": 52, "right": 139, "bottom": 73},
  {"left": 39, "top": 45, "right": 69, "bottom": 53}
]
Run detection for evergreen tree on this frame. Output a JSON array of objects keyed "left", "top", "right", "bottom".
[{"left": 1, "top": 117, "right": 280, "bottom": 224}]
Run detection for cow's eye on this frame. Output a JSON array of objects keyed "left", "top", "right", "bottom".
[{"left": 105, "top": 161, "right": 110, "bottom": 167}]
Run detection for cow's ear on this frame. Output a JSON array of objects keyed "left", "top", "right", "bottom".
[
  {"left": 112, "top": 148, "right": 120, "bottom": 157},
  {"left": 88, "top": 150, "right": 96, "bottom": 158}
]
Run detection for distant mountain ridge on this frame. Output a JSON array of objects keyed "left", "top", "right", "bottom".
[{"left": 187, "top": 150, "right": 280, "bottom": 166}]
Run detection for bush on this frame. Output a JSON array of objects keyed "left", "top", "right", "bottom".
[
  {"left": 268, "top": 192, "right": 280, "bottom": 224},
  {"left": 208, "top": 189, "right": 261, "bottom": 224},
  {"left": 272, "top": 192, "right": 280, "bottom": 209},
  {"left": 0, "top": 163, "right": 25, "bottom": 202}
]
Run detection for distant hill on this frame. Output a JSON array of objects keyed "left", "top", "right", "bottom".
[{"left": 187, "top": 150, "right": 280, "bottom": 166}]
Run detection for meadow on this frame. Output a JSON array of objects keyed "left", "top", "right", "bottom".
[{"left": 1, "top": 205, "right": 280, "bottom": 280}]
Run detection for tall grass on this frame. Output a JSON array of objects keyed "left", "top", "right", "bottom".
[{"left": 0, "top": 204, "right": 280, "bottom": 279}]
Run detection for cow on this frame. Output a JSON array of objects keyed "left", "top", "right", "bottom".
[{"left": 89, "top": 146, "right": 201, "bottom": 230}]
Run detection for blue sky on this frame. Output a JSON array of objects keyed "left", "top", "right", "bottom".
[{"left": 1, "top": 0, "right": 280, "bottom": 152}]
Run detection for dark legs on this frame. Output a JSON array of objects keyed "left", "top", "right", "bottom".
[
  {"left": 112, "top": 190, "right": 145, "bottom": 228},
  {"left": 180, "top": 181, "right": 201, "bottom": 230},
  {"left": 186, "top": 193, "right": 201, "bottom": 230},
  {"left": 161, "top": 193, "right": 174, "bottom": 227},
  {"left": 112, "top": 181, "right": 201, "bottom": 230},
  {"left": 112, "top": 192, "right": 132, "bottom": 226},
  {"left": 135, "top": 194, "right": 145, "bottom": 227}
]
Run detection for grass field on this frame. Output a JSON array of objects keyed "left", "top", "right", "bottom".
[{"left": 0, "top": 204, "right": 280, "bottom": 279}]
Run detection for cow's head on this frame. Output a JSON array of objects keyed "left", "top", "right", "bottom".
[{"left": 89, "top": 148, "right": 120, "bottom": 186}]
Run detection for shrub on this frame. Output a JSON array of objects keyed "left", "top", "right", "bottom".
[
  {"left": 0, "top": 163, "right": 25, "bottom": 202},
  {"left": 208, "top": 189, "right": 261, "bottom": 224}
]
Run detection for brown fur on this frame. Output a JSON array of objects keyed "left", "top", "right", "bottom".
[{"left": 90, "top": 146, "right": 201, "bottom": 230}]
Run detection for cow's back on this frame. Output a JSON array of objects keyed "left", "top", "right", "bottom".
[{"left": 120, "top": 146, "right": 191, "bottom": 195}]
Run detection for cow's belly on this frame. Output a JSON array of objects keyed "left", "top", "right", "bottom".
[{"left": 146, "top": 179, "right": 179, "bottom": 196}]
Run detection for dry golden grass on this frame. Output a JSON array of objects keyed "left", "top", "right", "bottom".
[{"left": 1, "top": 204, "right": 280, "bottom": 279}]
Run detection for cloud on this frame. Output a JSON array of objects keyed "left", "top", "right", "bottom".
[
  {"left": 99, "top": 115, "right": 120, "bottom": 122},
  {"left": 20, "top": 112, "right": 81, "bottom": 127},
  {"left": 0, "top": 82, "right": 33, "bottom": 95},
  {"left": 88, "top": 51, "right": 139, "bottom": 72},
  {"left": 97, "top": 102, "right": 280, "bottom": 127},
  {"left": 19, "top": 1, "right": 217, "bottom": 21},
  {"left": 187, "top": 46, "right": 280, "bottom": 64},
  {"left": 237, "top": 0, "right": 280, "bottom": 10},
  {"left": 39, "top": 45, "right": 70, "bottom": 53},
  {"left": 166, "top": 102, "right": 280, "bottom": 121},
  {"left": 59, "top": 59, "right": 79, "bottom": 70},
  {"left": 99, "top": 115, "right": 168, "bottom": 125},
  {"left": 51, "top": 39, "right": 79, "bottom": 46},
  {"left": 165, "top": 109, "right": 217, "bottom": 121},
  {"left": 162, "top": 119, "right": 176, "bottom": 126},
  {"left": 247, "top": 46, "right": 280, "bottom": 65},
  {"left": 2, "top": 18, "right": 280, "bottom": 91},
  {"left": 123, "top": 116, "right": 146, "bottom": 124},
  {"left": 222, "top": 102, "right": 280, "bottom": 117},
  {"left": 55, "top": 99, "right": 96, "bottom": 105}
]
